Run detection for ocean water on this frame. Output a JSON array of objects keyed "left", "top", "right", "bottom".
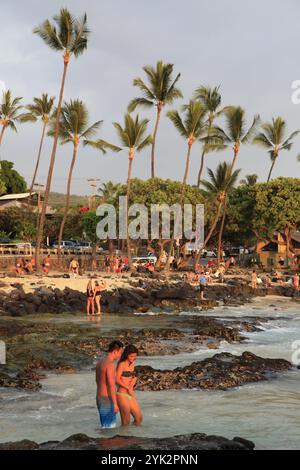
[{"left": 0, "top": 297, "right": 299, "bottom": 449}]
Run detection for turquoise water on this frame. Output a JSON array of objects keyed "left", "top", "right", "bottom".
[{"left": 0, "top": 297, "right": 299, "bottom": 449}]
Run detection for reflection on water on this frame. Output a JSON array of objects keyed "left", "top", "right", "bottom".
[{"left": 0, "top": 298, "right": 299, "bottom": 449}]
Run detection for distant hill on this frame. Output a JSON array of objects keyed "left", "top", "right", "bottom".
[{"left": 48, "top": 192, "right": 89, "bottom": 209}]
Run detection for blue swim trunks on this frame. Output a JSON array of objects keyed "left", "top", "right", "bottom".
[{"left": 96, "top": 396, "right": 117, "bottom": 429}]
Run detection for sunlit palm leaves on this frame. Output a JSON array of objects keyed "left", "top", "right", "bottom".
[{"left": 253, "top": 117, "right": 299, "bottom": 182}]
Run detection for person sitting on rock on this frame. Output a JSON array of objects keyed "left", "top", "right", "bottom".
[
  {"left": 24, "top": 259, "right": 34, "bottom": 274},
  {"left": 16, "top": 258, "right": 24, "bottom": 275}
]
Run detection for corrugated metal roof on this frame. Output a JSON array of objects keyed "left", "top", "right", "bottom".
[{"left": 0, "top": 192, "right": 36, "bottom": 201}]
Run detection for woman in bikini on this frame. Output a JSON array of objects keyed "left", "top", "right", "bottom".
[
  {"left": 86, "top": 280, "right": 94, "bottom": 316},
  {"left": 93, "top": 280, "right": 106, "bottom": 316},
  {"left": 116, "top": 344, "right": 142, "bottom": 427}
]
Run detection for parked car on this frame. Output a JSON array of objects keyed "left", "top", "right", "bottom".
[
  {"left": 201, "top": 249, "right": 217, "bottom": 258},
  {"left": 52, "top": 240, "right": 77, "bottom": 250},
  {"left": 132, "top": 255, "right": 157, "bottom": 268}
]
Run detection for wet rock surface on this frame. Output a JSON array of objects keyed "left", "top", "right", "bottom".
[
  {"left": 0, "top": 432, "right": 255, "bottom": 450},
  {"left": 135, "top": 352, "right": 292, "bottom": 391},
  {"left": 0, "top": 278, "right": 294, "bottom": 317},
  {"left": 0, "top": 315, "right": 261, "bottom": 390}
]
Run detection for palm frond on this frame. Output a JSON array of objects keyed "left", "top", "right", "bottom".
[{"left": 127, "top": 97, "right": 154, "bottom": 112}]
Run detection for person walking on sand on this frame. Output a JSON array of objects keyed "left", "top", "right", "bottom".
[
  {"left": 43, "top": 255, "right": 51, "bottom": 274},
  {"left": 116, "top": 344, "right": 142, "bottom": 427},
  {"left": 86, "top": 280, "right": 94, "bottom": 316},
  {"left": 251, "top": 269, "right": 258, "bottom": 289},
  {"left": 199, "top": 273, "right": 207, "bottom": 300},
  {"left": 94, "top": 279, "right": 106, "bottom": 316},
  {"left": 96, "top": 341, "right": 124, "bottom": 429},
  {"left": 69, "top": 258, "right": 79, "bottom": 278}
]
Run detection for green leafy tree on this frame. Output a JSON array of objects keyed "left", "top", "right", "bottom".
[
  {"left": 128, "top": 61, "right": 182, "bottom": 178},
  {"left": 34, "top": 8, "right": 90, "bottom": 269},
  {"left": 20, "top": 94, "right": 55, "bottom": 193},
  {"left": 253, "top": 117, "right": 299, "bottom": 182},
  {"left": 253, "top": 178, "right": 300, "bottom": 259},
  {"left": 0, "top": 160, "right": 27, "bottom": 193},
  {"left": 0, "top": 90, "right": 23, "bottom": 147}
]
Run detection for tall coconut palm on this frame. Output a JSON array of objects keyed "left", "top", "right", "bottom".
[
  {"left": 20, "top": 94, "right": 55, "bottom": 194},
  {"left": 165, "top": 100, "right": 207, "bottom": 269},
  {"left": 240, "top": 174, "right": 258, "bottom": 186},
  {"left": 113, "top": 114, "right": 152, "bottom": 269},
  {"left": 194, "top": 162, "right": 240, "bottom": 267},
  {"left": 215, "top": 106, "right": 260, "bottom": 171},
  {"left": 49, "top": 99, "right": 119, "bottom": 254},
  {"left": 128, "top": 61, "right": 182, "bottom": 178},
  {"left": 33, "top": 8, "right": 90, "bottom": 269},
  {"left": 0, "top": 90, "right": 23, "bottom": 147},
  {"left": 193, "top": 85, "right": 224, "bottom": 186},
  {"left": 253, "top": 117, "right": 299, "bottom": 182}
]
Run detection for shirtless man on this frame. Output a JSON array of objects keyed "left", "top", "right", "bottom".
[{"left": 95, "top": 341, "right": 124, "bottom": 429}]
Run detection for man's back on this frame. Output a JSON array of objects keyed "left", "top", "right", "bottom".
[{"left": 96, "top": 358, "right": 113, "bottom": 398}]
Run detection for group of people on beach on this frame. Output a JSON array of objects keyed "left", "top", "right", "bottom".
[{"left": 96, "top": 341, "right": 142, "bottom": 428}]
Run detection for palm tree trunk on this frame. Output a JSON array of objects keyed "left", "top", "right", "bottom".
[
  {"left": 230, "top": 147, "right": 239, "bottom": 172},
  {"left": 151, "top": 104, "right": 162, "bottom": 178},
  {"left": 0, "top": 125, "right": 6, "bottom": 147},
  {"left": 194, "top": 201, "right": 223, "bottom": 268},
  {"left": 126, "top": 150, "right": 134, "bottom": 270},
  {"left": 29, "top": 121, "right": 47, "bottom": 196},
  {"left": 57, "top": 142, "right": 78, "bottom": 261},
  {"left": 217, "top": 199, "right": 227, "bottom": 265},
  {"left": 267, "top": 157, "right": 277, "bottom": 182},
  {"left": 165, "top": 142, "right": 192, "bottom": 271},
  {"left": 197, "top": 148, "right": 206, "bottom": 187},
  {"left": 35, "top": 54, "right": 69, "bottom": 270}
]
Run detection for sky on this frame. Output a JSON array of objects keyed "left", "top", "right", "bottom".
[{"left": 1, "top": 0, "right": 300, "bottom": 195}]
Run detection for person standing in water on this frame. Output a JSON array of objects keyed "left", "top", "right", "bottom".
[
  {"left": 116, "top": 344, "right": 142, "bottom": 427},
  {"left": 86, "top": 280, "right": 94, "bottom": 316},
  {"left": 96, "top": 341, "right": 124, "bottom": 429},
  {"left": 93, "top": 280, "right": 106, "bottom": 316}
]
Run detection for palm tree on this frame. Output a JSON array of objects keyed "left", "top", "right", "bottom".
[
  {"left": 128, "top": 61, "right": 182, "bottom": 178},
  {"left": 240, "top": 174, "right": 258, "bottom": 186},
  {"left": 99, "top": 181, "right": 122, "bottom": 203},
  {"left": 49, "top": 99, "right": 119, "bottom": 254},
  {"left": 215, "top": 106, "right": 260, "bottom": 171},
  {"left": 165, "top": 100, "right": 206, "bottom": 269},
  {"left": 253, "top": 117, "right": 299, "bottom": 182},
  {"left": 20, "top": 94, "right": 55, "bottom": 194},
  {"left": 113, "top": 113, "right": 152, "bottom": 269},
  {"left": 193, "top": 85, "right": 224, "bottom": 186},
  {"left": 0, "top": 90, "right": 23, "bottom": 147},
  {"left": 194, "top": 162, "right": 240, "bottom": 267},
  {"left": 33, "top": 8, "right": 90, "bottom": 269}
]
